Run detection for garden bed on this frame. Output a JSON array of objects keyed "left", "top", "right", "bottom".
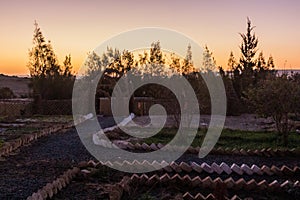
[{"left": 33, "top": 160, "right": 300, "bottom": 200}]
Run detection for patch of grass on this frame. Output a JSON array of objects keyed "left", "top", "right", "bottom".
[{"left": 140, "top": 128, "right": 300, "bottom": 150}]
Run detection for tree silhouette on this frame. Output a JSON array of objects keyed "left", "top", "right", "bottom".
[
  {"left": 27, "top": 21, "right": 74, "bottom": 100},
  {"left": 202, "top": 45, "right": 216, "bottom": 72},
  {"left": 238, "top": 17, "right": 258, "bottom": 95},
  {"left": 182, "top": 44, "right": 194, "bottom": 75},
  {"left": 239, "top": 17, "right": 258, "bottom": 73},
  {"left": 149, "top": 41, "right": 165, "bottom": 76},
  {"left": 227, "top": 51, "right": 237, "bottom": 78}
]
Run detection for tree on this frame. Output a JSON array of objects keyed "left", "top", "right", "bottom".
[
  {"left": 237, "top": 17, "right": 259, "bottom": 96},
  {"left": 27, "top": 21, "right": 74, "bottom": 100},
  {"left": 169, "top": 53, "right": 181, "bottom": 74},
  {"left": 85, "top": 51, "right": 103, "bottom": 79},
  {"left": 228, "top": 51, "right": 236, "bottom": 68},
  {"left": 121, "top": 50, "right": 134, "bottom": 74},
  {"left": 239, "top": 17, "right": 258, "bottom": 74},
  {"left": 149, "top": 41, "right": 165, "bottom": 76},
  {"left": 149, "top": 41, "right": 165, "bottom": 65},
  {"left": 247, "top": 76, "right": 300, "bottom": 146},
  {"left": 182, "top": 44, "right": 194, "bottom": 75},
  {"left": 267, "top": 55, "right": 275, "bottom": 69},
  {"left": 202, "top": 45, "right": 216, "bottom": 72},
  {"left": 62, "top": 54, "right": 73, "bottom": 77}
]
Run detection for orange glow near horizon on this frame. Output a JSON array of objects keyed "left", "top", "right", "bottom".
[{"left": 1, "top": 0, "right": 300, "bottom": 76}]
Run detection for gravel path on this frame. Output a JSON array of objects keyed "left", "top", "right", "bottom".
[
  {"left": 0, "top": 117, "right": 115, "bottom": 199},
  {"left": 0, "top": 116, "right": 299, "bottom": 199}
]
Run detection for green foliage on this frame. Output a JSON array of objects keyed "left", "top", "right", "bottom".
[
  {"left": 202, "top": 45, "right": 216, "bottom": 72},
  {"left": 0, "top": 87, "right": 15, "bottom": 99},
  {"left": 239, "top": 18, "right": 258, "bottom": 71},
  {"left": 141, "top": 128, "right": 300, "bottom": 150},
  {"left": 246, "top": 75, "right": 300, "bottom": 145},
  {"left": 27, "top": 21, "right": 74, "bottom": 100},
  {"left": 233, "top": 18, "right": 259, "bottom": 97}
]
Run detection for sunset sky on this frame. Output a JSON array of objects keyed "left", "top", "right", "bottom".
[{"left": 1, "top": 0, "right": 300, "bottom": 76}]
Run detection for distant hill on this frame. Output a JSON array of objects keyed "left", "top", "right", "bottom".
[{"left": 0, "top": 74, "right": 31, "bottom": 98}]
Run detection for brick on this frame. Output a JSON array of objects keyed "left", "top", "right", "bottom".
[
  {"left": 270, "top": 165, "right": 282, "bottom": 175},
  {"left": 245, "top": 179, "right": 257, "bottom": 190},
  {"left": 251, "top": 165, "right": 263, "bottom": 175},
  {"left": 150, "top": 143, "right": 158, "bottom": 151},
  {"left": 231, "top": 164, "right": 243, "bottom": 175},
  {"left": 180, "top": 162, "right": 193, "bottom": 173},
  {"left": 220, "top": 162, "right": 232, "bottom": 174},
  {"left": 191, "top": 162, "right": 203, "bottom": 173},
  {"left": 269, "top": 180, "right": 280, "bottom": 190},
  {"left": 261, "top": 165, "right": 273, "bottom": 176},
  {"left": 202, "top": 176, "right": 213, "bottom": 188},
  {"left": 201, "top": 162, "right": 213, "bottom": 174},
  {"left": 241, "top": 164, "right": 253, "bottom": 175},
  {"left": 235, "top": 178, "right": 247, "bottom": 190},
  {"left": 170, "top": 162, "right": 182, "bottom": 173},
  {"left": 257, "top": 180, "right": 268, "bottom": 190},
  {"left": 211, "top": 162, "right": 223, "bottom": 174},
  {"left": 281, "top": 165, "right": 293, "bottom": 175},
  {"left": 224, "top": 177, "right": 235, "bottom": 189},
  {"left": 191, "top": 176, "right": 202, "bottom": 187}
]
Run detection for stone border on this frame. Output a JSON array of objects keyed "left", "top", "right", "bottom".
[
  {"left": 27, "top": 160, "right": 299, "bottom": 200},
  {"left": 80, "top": 160, "right": 300, "bottom": 177},
  {"left": 95, "top": 138, "right": 300, "bottom": 157},
  {"left": 0, "top": 115, "right": 88, "bottom": 158},
  {"left": 0, "top": 122, "right": 72, "bottom": 157},
  {"left": 26, "top": 167, "right": 80, "bottom": 200},
  {"left": 109, "top": 173, "right": 299, "bottom": 199},
  {"left": 106, "top": 175, "right": 226, "bottom": 200}
]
